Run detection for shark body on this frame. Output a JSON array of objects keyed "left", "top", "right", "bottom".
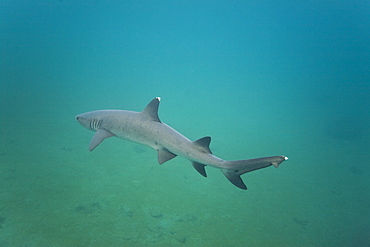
[{"left": 76, "top": 97, "right": 288, "bottom": 190}]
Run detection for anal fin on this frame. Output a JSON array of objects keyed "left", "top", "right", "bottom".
[{"left": 192, "top": 162, "right": 207, "bottom": 177}]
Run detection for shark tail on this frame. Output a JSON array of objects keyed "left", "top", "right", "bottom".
[{"left": 221, "top": 156, "right": 288, "bottom": 190}]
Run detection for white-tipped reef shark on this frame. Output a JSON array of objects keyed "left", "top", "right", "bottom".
[{"left": 76, "top": 97, "right": 288, "bottom": 190}]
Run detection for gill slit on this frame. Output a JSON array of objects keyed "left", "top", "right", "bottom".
[{"left": 90, "top": 119, "right": 102, "bottom": 130}]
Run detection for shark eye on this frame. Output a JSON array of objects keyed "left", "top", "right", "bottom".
[{"left": 90, "top": 119, "right": 101, "bottom": 130}]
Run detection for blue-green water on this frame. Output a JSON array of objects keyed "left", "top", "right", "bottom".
[{"left": 1, "top": 1, "right": 369, "bottom": 246}]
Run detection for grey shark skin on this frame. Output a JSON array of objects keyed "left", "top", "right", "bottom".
[{"left": 76, "top": 97, "right": 288, "bottom": 190}]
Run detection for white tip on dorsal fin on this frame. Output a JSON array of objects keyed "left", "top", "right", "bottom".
[
  {"left": 142, "top": 97, "right": 161, "bottom": 122},
  {"left": 193, "top": 136, "right": 212, "bottom": 154}
]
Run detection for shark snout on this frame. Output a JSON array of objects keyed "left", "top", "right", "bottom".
[
  {"left": 75, "top": 114, "right": 85, "bottom": 121},
  {"left": 75, "top": 114, "right": 89, "bottom": 129},
  {"left": 75, "top": 115, "right": 84, "bottom": 124}
]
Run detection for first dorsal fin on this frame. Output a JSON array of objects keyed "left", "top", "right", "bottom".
[
  {"left": 142, "top": 97, "right": 161, "bottom": 122},
  {"left": 193, "top": 136, "right": 212, "bottom": 154}
]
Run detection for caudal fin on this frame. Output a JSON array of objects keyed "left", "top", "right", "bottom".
[{"left": 221, "top": 156, "right": 288, "bottom": 190}]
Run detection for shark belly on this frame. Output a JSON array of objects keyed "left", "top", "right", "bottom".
[
  {"left": 156, "top": 124, "right": 224, "bottom": 166},
  {"left": 108, "top": 115, "right": 224, "bottom": 168}
]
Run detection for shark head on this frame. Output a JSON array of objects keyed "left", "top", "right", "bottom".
[{"left": 75, "top": 112, "right": 102, "bottom": 131}]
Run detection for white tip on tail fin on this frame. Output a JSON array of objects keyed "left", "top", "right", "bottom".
[
  {"left": 221, "top": 156, "right": 289, "bottom": 190},
  {"left": 272, "top": 156, "right": 289, "bottom": 168}
]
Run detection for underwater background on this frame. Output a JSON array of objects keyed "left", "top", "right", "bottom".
[{"left": 1, "top": 1, "right": 369, "bottom": 246}]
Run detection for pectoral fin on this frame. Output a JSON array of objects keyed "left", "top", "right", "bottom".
[{"left": 89, "top": 129, "right": 115, "bottom": 151}]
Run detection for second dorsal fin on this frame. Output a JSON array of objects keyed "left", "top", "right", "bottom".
[
  {"left": 193, "top": 136, "right": 212, "bottom": 154},
  {"left": 142, "top": 97, "right": 161, "bottom": 122}
]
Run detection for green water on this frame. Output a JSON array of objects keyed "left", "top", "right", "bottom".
[{"left": 1, "top": 1, "right": 369, "bottom": 246}]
